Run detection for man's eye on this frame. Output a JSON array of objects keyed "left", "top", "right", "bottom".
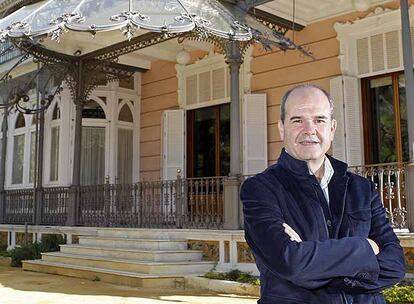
[
  {"left": 292, "top": 120, "right": 302, "bottom": 124},
  {"left": 316, "top": 119, "right": 326, "bottom": 123}
]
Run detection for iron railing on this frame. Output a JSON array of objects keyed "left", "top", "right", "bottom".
[
  {"left": 4, "top": 189, "right": 34, "bottom": 224},
  {"left": 1, "top": 163, "right": 408, "bottom": 229},
  {"left": 77, "top": 176, "right": 224, "bottom": 229},
  {"left": 42, "top": 187, "right": 69, "bottom": 225},
  {"left": 349, "top": 162, "right": 407, "bottom": 229},
  {"left": 0, "top": 41, "right": 23, "bottom": 64}
]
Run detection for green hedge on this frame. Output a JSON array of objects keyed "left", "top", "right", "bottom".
[
  {"left": 204, "top": 270, "right": 414, "bottom": 303},
  {"left": 384, "top": 283, "right": 414, "bottom": 304},
  {"left": 9, "top": 234, "right": 65, "bottom": 267}
]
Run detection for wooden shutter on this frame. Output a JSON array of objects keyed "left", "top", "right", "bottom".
[
  {"left": 243, "top": 94, "right": 267, "bottom": 175},
  {"left": 162, "top": 110, "right": 185, "bottom": 180},
  {"left": 330, "top": 76, "right": 364, "bottom": 166}
]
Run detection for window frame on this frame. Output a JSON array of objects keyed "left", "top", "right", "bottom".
[{"left": 362, "top": 71, "right": 405, "bottom": 164}]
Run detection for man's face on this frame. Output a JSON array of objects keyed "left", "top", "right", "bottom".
[{"left": 278, "top": 88, "right": 337, "bottom": 164}]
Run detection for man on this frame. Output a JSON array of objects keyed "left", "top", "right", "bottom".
[{"left": 241, "top": 84, "right": 405, "bottom": 304}]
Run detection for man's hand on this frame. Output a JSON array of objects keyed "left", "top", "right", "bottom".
[
  {"left": 283, "top": 223, "right": 302, "bottom": 242},
  {"left": 367, "top": 238, "right": 380, "bottom": 255}
]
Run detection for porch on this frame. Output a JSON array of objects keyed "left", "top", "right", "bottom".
[{"left": 0, "top": 161, "right": 410, "bottom": 230}]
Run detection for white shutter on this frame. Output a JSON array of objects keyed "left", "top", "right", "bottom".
[
  {"left": 162, "top": 110, "right": 185, "bottom": 180},
  {"left": 330, "top": 77, "right": 346, "bottom": 162},
  {"left": 330, "top": 76, "right": 364, "bottom": 166},
  {"left": 243, "top": 94, "right": 267, "bottom": 175}
]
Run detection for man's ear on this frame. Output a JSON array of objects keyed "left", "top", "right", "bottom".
[
  {"left": 330, "top": 119, "right": 337, "bottom": 140},
  {"left": 278, "top": 120, "right": 285, "bottom": 141}
]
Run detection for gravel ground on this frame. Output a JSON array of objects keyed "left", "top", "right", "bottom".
[{"left": 0, "top": 265, "right": 259, "bottom": 304}]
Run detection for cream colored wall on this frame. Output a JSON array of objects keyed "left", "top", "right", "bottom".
[
  {"left": 251, "top": 2, "right": 402, "bottom": 166},
  {"left": 140, "top": 61, "right": 179, "bottom": 181}
]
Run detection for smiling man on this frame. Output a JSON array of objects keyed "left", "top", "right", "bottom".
[{"left": 241, "top": 84, "right": 405, "bottom": 304}]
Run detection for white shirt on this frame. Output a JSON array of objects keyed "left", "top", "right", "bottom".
[{"left": 309, "top": 157, "right": 334, "bottom": 204}]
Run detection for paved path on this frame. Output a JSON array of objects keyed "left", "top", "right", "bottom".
[{"left": 0, "top": 265, "right": 259, "bottom": 304}]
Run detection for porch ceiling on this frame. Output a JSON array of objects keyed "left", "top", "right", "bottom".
[{"left": 257, "top": 0, "right": 394, "bottom": 25}]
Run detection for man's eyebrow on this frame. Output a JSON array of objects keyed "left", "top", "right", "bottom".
[{"left": 289, "top": 115, "right": 329, "bottom": 121}]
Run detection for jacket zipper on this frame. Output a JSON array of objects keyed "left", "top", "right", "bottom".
[{"left": 312, "top": 185, "right": 330, "bottom": 238}]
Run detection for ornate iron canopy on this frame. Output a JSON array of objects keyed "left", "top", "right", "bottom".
[
  {"left": 0, "top": 0, "right": 309, "bottom": 57},
  {"left": 0, "top": 0, "right": 310, "bottom": 113}
]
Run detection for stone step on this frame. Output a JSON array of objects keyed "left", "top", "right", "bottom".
[
  {"left": 79, "top": 236, "right": 188, "bottom": 250},
  {"left": 22, "top": 260, "right": 186, "bottom": 289},
  {"left": 41, "top": 252, "right": 215, "bottom": 275},
  {"left": 60, "top": 244, "right": 203, "bottom": 262},
  {"left": 97, "top": 228, "right": 183, "bottom": 240}
]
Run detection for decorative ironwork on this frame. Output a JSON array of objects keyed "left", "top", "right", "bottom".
[
  {"left": 2, "top": 176, "right": 224, "bottom": 228},
  {"left": 4, "top": 189, "right": 34, "bottom": 224},
  {"left": 41, "top": 187, "right": 69, "bottom": 225},
  {"left": 349, "top": 162, "right": 408, "bottom": 229}
]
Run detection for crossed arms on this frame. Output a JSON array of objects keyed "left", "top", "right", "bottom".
[{"left": 241, "top": 176, "right": 405, "bottom": 292}]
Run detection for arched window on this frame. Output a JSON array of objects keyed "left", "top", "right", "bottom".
[
  {"left": 50, "top": 103, "right": 61, "bottom": 182},
  {"left": 15, "top": 113, "right": 25, "bottom": 129},
  {"left": 12, "top": 113, "right": 26, "bottom": 184},
  {"left": 118, "top": 104, "right": 133, "bottom": 122},
  {"left": 82, "top": 100, "right": 106, "bottom": 119},
  {"left": 52, "top": 103, "right": 60, "bottom": 120}
]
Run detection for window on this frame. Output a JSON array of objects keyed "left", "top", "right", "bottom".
[
  {"left": 117, "top": 129, "right": 133, "bottom": 184},
  {"left": 12, "top": 134, "right": 24, "bottom": 184},
  {"left": 50, "top": 126, "right": 59, "bottom": 181},
  {"left": 119, "top": 76, "right": 135, "bottom": 90},
  {"left": 118, "top": 104, "right": 133, "bottom": 122},
  {"left": 187, "top": 103, "right": 230, "bottom": 177},
  {"left": 81, "top": 127, "right": 105, "bottom": 185},
  {"left": 82, "top": 100, "right": 106, "bottom": 119},
  {"left": 29, "top": 131, "right": 36, "bottom": 183},
  {"left": 362, "top": 72, "right": 408, "bottom": 163}
]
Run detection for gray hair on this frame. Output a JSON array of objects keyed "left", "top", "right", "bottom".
[{"left": 280, "top": 84, "right": 334, "bottom": 122}]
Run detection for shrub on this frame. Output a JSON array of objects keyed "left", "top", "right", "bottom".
[
  {"left": 41, "top": 234, "right": 65, "bottom": 252},
  {"left": 204, "top": 270, "right": 260, "bottom": 286},
  {"left": 384, "top": 283, "right": 414, "bottom": 304},
  {"left": 0, "top": 238, "right": 7, "bottom": 252},
  {"left": 10, "top": 242, "right": 42, "bottom": 267},
  {"left": 9, "top": 234, "right": 65, "bottom": 267}
]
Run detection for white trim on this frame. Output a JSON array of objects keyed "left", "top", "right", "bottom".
[{"left": 335, "top": 6, "right": 414, "bottom": 77}]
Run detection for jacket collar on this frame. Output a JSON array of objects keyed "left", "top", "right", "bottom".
[{"left": 277, "top": 148, "right": 348, "bottom": 180}]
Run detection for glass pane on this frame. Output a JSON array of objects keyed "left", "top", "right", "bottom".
[
  {"left": 29, "top": 131, "right": 36, "bottom": 184},
  {"left": 12, "top": 134, "right": 24, "bottom": 184},
  {"left": 81, "top": 127, "right": 105, "bottom": 185},
  {"left": 193, "top": 107, "right": 216, "bottom": 177},
  {"left": 219, "top": 103, "right": 230, "bottom": 176},
  {"left": 117, "top": 129, "right": 133, "bottom": 184},
  {"left": 82, "top": 100, "right": 106, "bottom": 119},
  {"left": 16, "top": 0, "right": 80, "bottom": 34},
  {"left": 118, "top": 104, "right": 133, "bottom": 122},
  {"left": 369, "top": 76, "right": 396, "bottom": 163},
  {"left": 50, "top": 126, "right": 60, "bottom": 182},
  {"left": 398, "top": 75, "right": 409, "bottom": 162}
]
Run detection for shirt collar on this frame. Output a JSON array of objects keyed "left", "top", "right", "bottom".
[{"left": 308, "top": 156, "right": 334, "bottom": 189}]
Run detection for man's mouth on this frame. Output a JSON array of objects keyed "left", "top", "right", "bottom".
[{"left": 298, "top": 140, "right": 319, "bottom": 146}]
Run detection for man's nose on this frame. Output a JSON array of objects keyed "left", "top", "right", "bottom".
[{"left": 302, "top": 120, "right": 317, "bottom": 134}]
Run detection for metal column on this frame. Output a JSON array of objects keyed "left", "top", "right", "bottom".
[
  {"left": 0, "top": 110, "right": 8, "bottom": 223},
  {"left": 400, "top": 0, "right": 414, "bottom": 231},
  {"left": 226, "top": 40, "right": 243, "bottom": 177}
]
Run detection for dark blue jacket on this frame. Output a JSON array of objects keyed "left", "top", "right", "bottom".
[{"left": 241, "top": 149, "right": 405, "bottom": 304}]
